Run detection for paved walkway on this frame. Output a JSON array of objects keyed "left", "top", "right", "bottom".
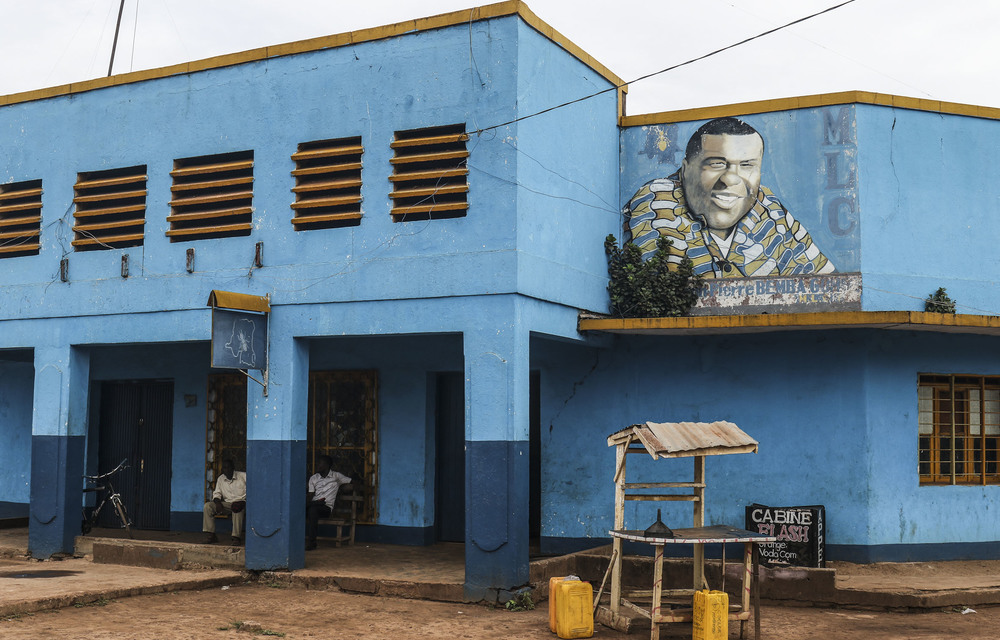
[{"left": 3, "top": 526, "right": 1000, "bottom": 618}]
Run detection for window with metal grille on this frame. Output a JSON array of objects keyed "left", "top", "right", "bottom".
[
  {"left": 168, "top": 150, "right": 253, "bottom": 242},
  {"left": 307, "top": 370, "right": 378, "bottom": 524},
  {"left": 205, "top": 373, "right": 248, "bottom": 501},
  {"left": 919, "top": 374, "right": 1000, "bottom": 485},
  {"left": 72, "top": 166, "right": 147, "bottom": 251},
  {"left": 291, "top": 136, "right": 363, "bottom": 230},
  {"left": 0, "top": 179, "right": 42, "bottom": 258},
  {"left": 390, "top": 123, "right": 469, "bottom": 222}
]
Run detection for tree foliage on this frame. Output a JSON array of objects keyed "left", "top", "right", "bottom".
[
  {"left": 924, "top": 287, "right": 956, "bottom": 314},
  {"left": 604, "top": 235, "right": 700, "bottom": 318}
]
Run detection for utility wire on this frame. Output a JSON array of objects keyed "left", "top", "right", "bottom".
[{"left": 472, "top": 0, "right": 857, "bottom": 135}]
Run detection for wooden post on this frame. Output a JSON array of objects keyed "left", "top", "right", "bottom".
[
  {"left": 611, "top": 439, "right": 627, "bottom": 613},
  {"left": 742, "top": 542, "right": 751, "bottom": 615},
  {"left": 651, "top": 544, "right": 663, "bottom": 640},
  {"left": 693, "top": 455, "right": 705, "bottom": 591}
]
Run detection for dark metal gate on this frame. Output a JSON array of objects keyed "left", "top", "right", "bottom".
[
  {"left": 97, "top": 380, "right": 174, "bottom": 530},
  {"left": 435, "top": 372, "right": 465, "bottom": 542}
]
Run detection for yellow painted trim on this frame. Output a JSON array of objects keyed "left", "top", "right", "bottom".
[
  {"left": 0, "top": 1, "right": 623, "bottom": 108},
  {"left": 579, "top": 311, "right": 1000, "bottom": 333},
  {"left": 207, "top": 290, "right": 271, "bottom": 313},
  {"left": 620, "top": 91, "right": 1000, "bottom": 126}
]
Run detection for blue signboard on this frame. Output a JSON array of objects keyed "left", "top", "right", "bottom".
[{"left": 211, "top": 308, "right": 268, "bottom": 370}]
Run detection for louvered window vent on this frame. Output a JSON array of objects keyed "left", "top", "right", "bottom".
[
  {"left": 0, "top": 179, "right": 42, "bottom": 258},
  {"left": 168, "top": 150, "right": 253, "bottom": 242},
  {"left": 390, "top": 123, "right": 469, "bottom": 222},
  {"left": 72, "top": 166, "right": 147, "bottom": 251},
  {"left": 291, "top": 136, "right": 363, "bottom": 230}
]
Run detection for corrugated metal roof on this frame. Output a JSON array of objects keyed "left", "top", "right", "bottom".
[{"left": 608, "top": 421, "right": 758, "bottom": 459}]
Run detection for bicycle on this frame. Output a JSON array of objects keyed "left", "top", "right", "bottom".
[{"left": 82, "top": 458, "right": 133, "bottom": 538}]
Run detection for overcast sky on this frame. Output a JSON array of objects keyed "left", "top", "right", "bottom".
[{"left": 0, "top": 0, "right": 995, "bottom": 116}]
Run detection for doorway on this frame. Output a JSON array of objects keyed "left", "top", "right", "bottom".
[
  {"left": 435, "top": 372, "right": 465, "bottom": 542},
  {"left": 97, "top": 380, "right": 174, "bottom": 530},
  {"left": 434, "top": 371, "right": 541, "bottom": 543}
]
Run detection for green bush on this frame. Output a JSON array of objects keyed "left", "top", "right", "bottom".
[
  {"left": 604, "top": 235, "right": 700, "bottom": 318},
  {"left": 924, "top": 287, "right": 956, "bottom": 314}
]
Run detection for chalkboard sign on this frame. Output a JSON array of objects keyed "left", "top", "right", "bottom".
[
  {"left": 211, "top": 308, "right": 268, "bottom": 371},
  {"left": 745, "top": 503, "right": 825, "bottom": 568}
]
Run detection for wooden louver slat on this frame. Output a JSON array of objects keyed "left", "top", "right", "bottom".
[
  {"left": 165, "top": 222, "right": 252, "bottom": 238},
  {"left": 169, "top": 159, "right": 254, "bottom": 178},
  {"left": 71, "top": 232, "right": 145, "bottom": 247},
  {"left": 73, "top": 189, "right": 148, "bottom": 204},
  {"left": 290, "top": 195, "right": 363, "bottom": 210},
  {"left": 169, "top": 189, "right": 253, "bottom": 208},
  {"left": 390, "top": 123, "right": 469, "bottom": 222},
  {"left": 290, "top": 145, "right": 364, "bottom": 161},
  {"left": 0, "top": 228, "right": 40, "bottom": 240},
  {"left": 290, "top": 136, "right": 363, "bottom": 231},
  {"left": 291, "top": 178, "right": 362, "bottom": 193},
  {"left": 166, "top": 206, "right": 254, "bottom": 224},
  {"left": 389, "top": 132, "right": 469, "bottom": 148},
  {"left": 0, "top": 187, "right": 42, "bottom": 202},
  {"left": 291, "top": 212, "right": 363, "bottom": 226},
  {"left": 388, "top": 184, "right": 468, "bottom": 199},
  {"left": 72, "top": 166, "right": 146, "bottom": 251},
  {"left": 291, "top": 162, "right": 363, "bottom": 178},
  {"left": 0, "top": 201, "right": 42, "bottom": 215},
  {"left": 171, "top": 176, "right": 253, "bottom": 193},
  {"left": 0, "top": 214, "right": 42, "bottom": 228},
  {"left": 0, "top": 179, "right": 43, "bottom": 258},
  {"left": 389, "top": 167, "right": 468, "bottom": 183},
  {"left": 0, "top": 242, "right": 40, "bottom": 255},
  {"left": 389, "top": 149, "right": 468, "bottom": 165},
  {"left": 169, "top": 151, "right": 254, "bottom": 242},
  {"left": 74, "top": 174, "right": 148, "bottom": 190}
]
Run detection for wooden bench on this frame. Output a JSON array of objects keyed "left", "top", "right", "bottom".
[{"left": 317, "top": 488, "right": 362, "bottom": 546}]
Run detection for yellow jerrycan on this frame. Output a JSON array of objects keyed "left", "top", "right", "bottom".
[
  {"left": 692, "top": 589, "right": 729, "bottom": 640},
  {"left": 552, "top": 578, "right": 593, "bottom": 639}
]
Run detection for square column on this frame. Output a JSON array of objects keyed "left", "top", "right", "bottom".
[
  {"left": 29, "top": 346, "right": 89, "bottom": 557},
  {"left": 245, "top": 332, "right": 309, "bottom": 570},
  {"left": 463, "top": 318, "right": 531, "bottom": 601}
]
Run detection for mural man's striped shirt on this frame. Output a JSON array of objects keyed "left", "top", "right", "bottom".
[{"left": 623, "top": 173, "right": 835, "bottom": 279}]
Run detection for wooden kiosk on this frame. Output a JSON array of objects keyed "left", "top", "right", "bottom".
[{"left": 599, "top": 421, "right": 773, "bottom": 640}]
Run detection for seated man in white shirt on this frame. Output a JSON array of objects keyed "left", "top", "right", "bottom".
[
  {"left": 305, "top": 454, "right": 352, "bottom": 550},
  {"left": 203, "top": 459, "right": 246, "bottom": 545}
]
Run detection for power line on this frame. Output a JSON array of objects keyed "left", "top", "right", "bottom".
[{"left": 472, "top": 0, "right": 857, "bottom": 136}]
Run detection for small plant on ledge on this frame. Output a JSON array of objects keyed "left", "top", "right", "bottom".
[
  {"left": 924, "top": 287, "right": 956, "bottom": 314},
  {"left": 604, "top": 235, "right": 700, "bottom": 318}
]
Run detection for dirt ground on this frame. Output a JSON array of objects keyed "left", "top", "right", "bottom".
[{"left": 1, "top": 582, "right": 999, "bottom": 640}]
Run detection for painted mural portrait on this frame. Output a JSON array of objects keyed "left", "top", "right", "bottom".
[{"left": 623, "top": 117, "right": 836, "bottom": 279}]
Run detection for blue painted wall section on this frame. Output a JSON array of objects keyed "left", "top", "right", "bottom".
[
  {"left": 0, "top": 358, "right": 33, "bottom": 510},
  {"left": 4, "top": 3, "right": 1000, "bottom": 593},
  {"left": 855, "top": 105, "right": 1000, "bottom": 314},
  {"left": 245, "top": 331, "right": 309, "bottom": 569},
  {"left": 29, "top": 346, "right": 90, "bottom": 556},
  {"left": 463, "top": 301, "right": 531, "bottom": 598}
]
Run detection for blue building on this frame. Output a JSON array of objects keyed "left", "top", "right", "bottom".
[{"left": 1, "top": 1, "right": 998, "bottom": 600}]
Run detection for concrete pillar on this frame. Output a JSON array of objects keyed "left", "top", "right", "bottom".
[
  {"left": 245, "top": 330, "right": 308, "bottom": 570},
  {"left": 463, "top": 311, "right": 530, "bottom": 601},
  {"left": 29, "top": 345, "right": 89, "bottom": 557}
]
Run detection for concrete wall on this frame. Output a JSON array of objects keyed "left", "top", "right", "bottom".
[
  {"left": 514, "top": 21, "right": 620, "bottom": 313},
  {"left": 856, "top": 105, "right": 1000, "bottom": 314},
  {"left": 535, "top": 328, "right": 1000, "bottom": 561},
  {"left": 864, "top": 331, "right": 1000, "bottom": 558},
  {"left": 0, "top": 14, "right": 619, "bottom": 329}
]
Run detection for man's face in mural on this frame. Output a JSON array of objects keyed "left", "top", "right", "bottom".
[{"left": 681, "top": 133, "right": 763, "bottom": 238}]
